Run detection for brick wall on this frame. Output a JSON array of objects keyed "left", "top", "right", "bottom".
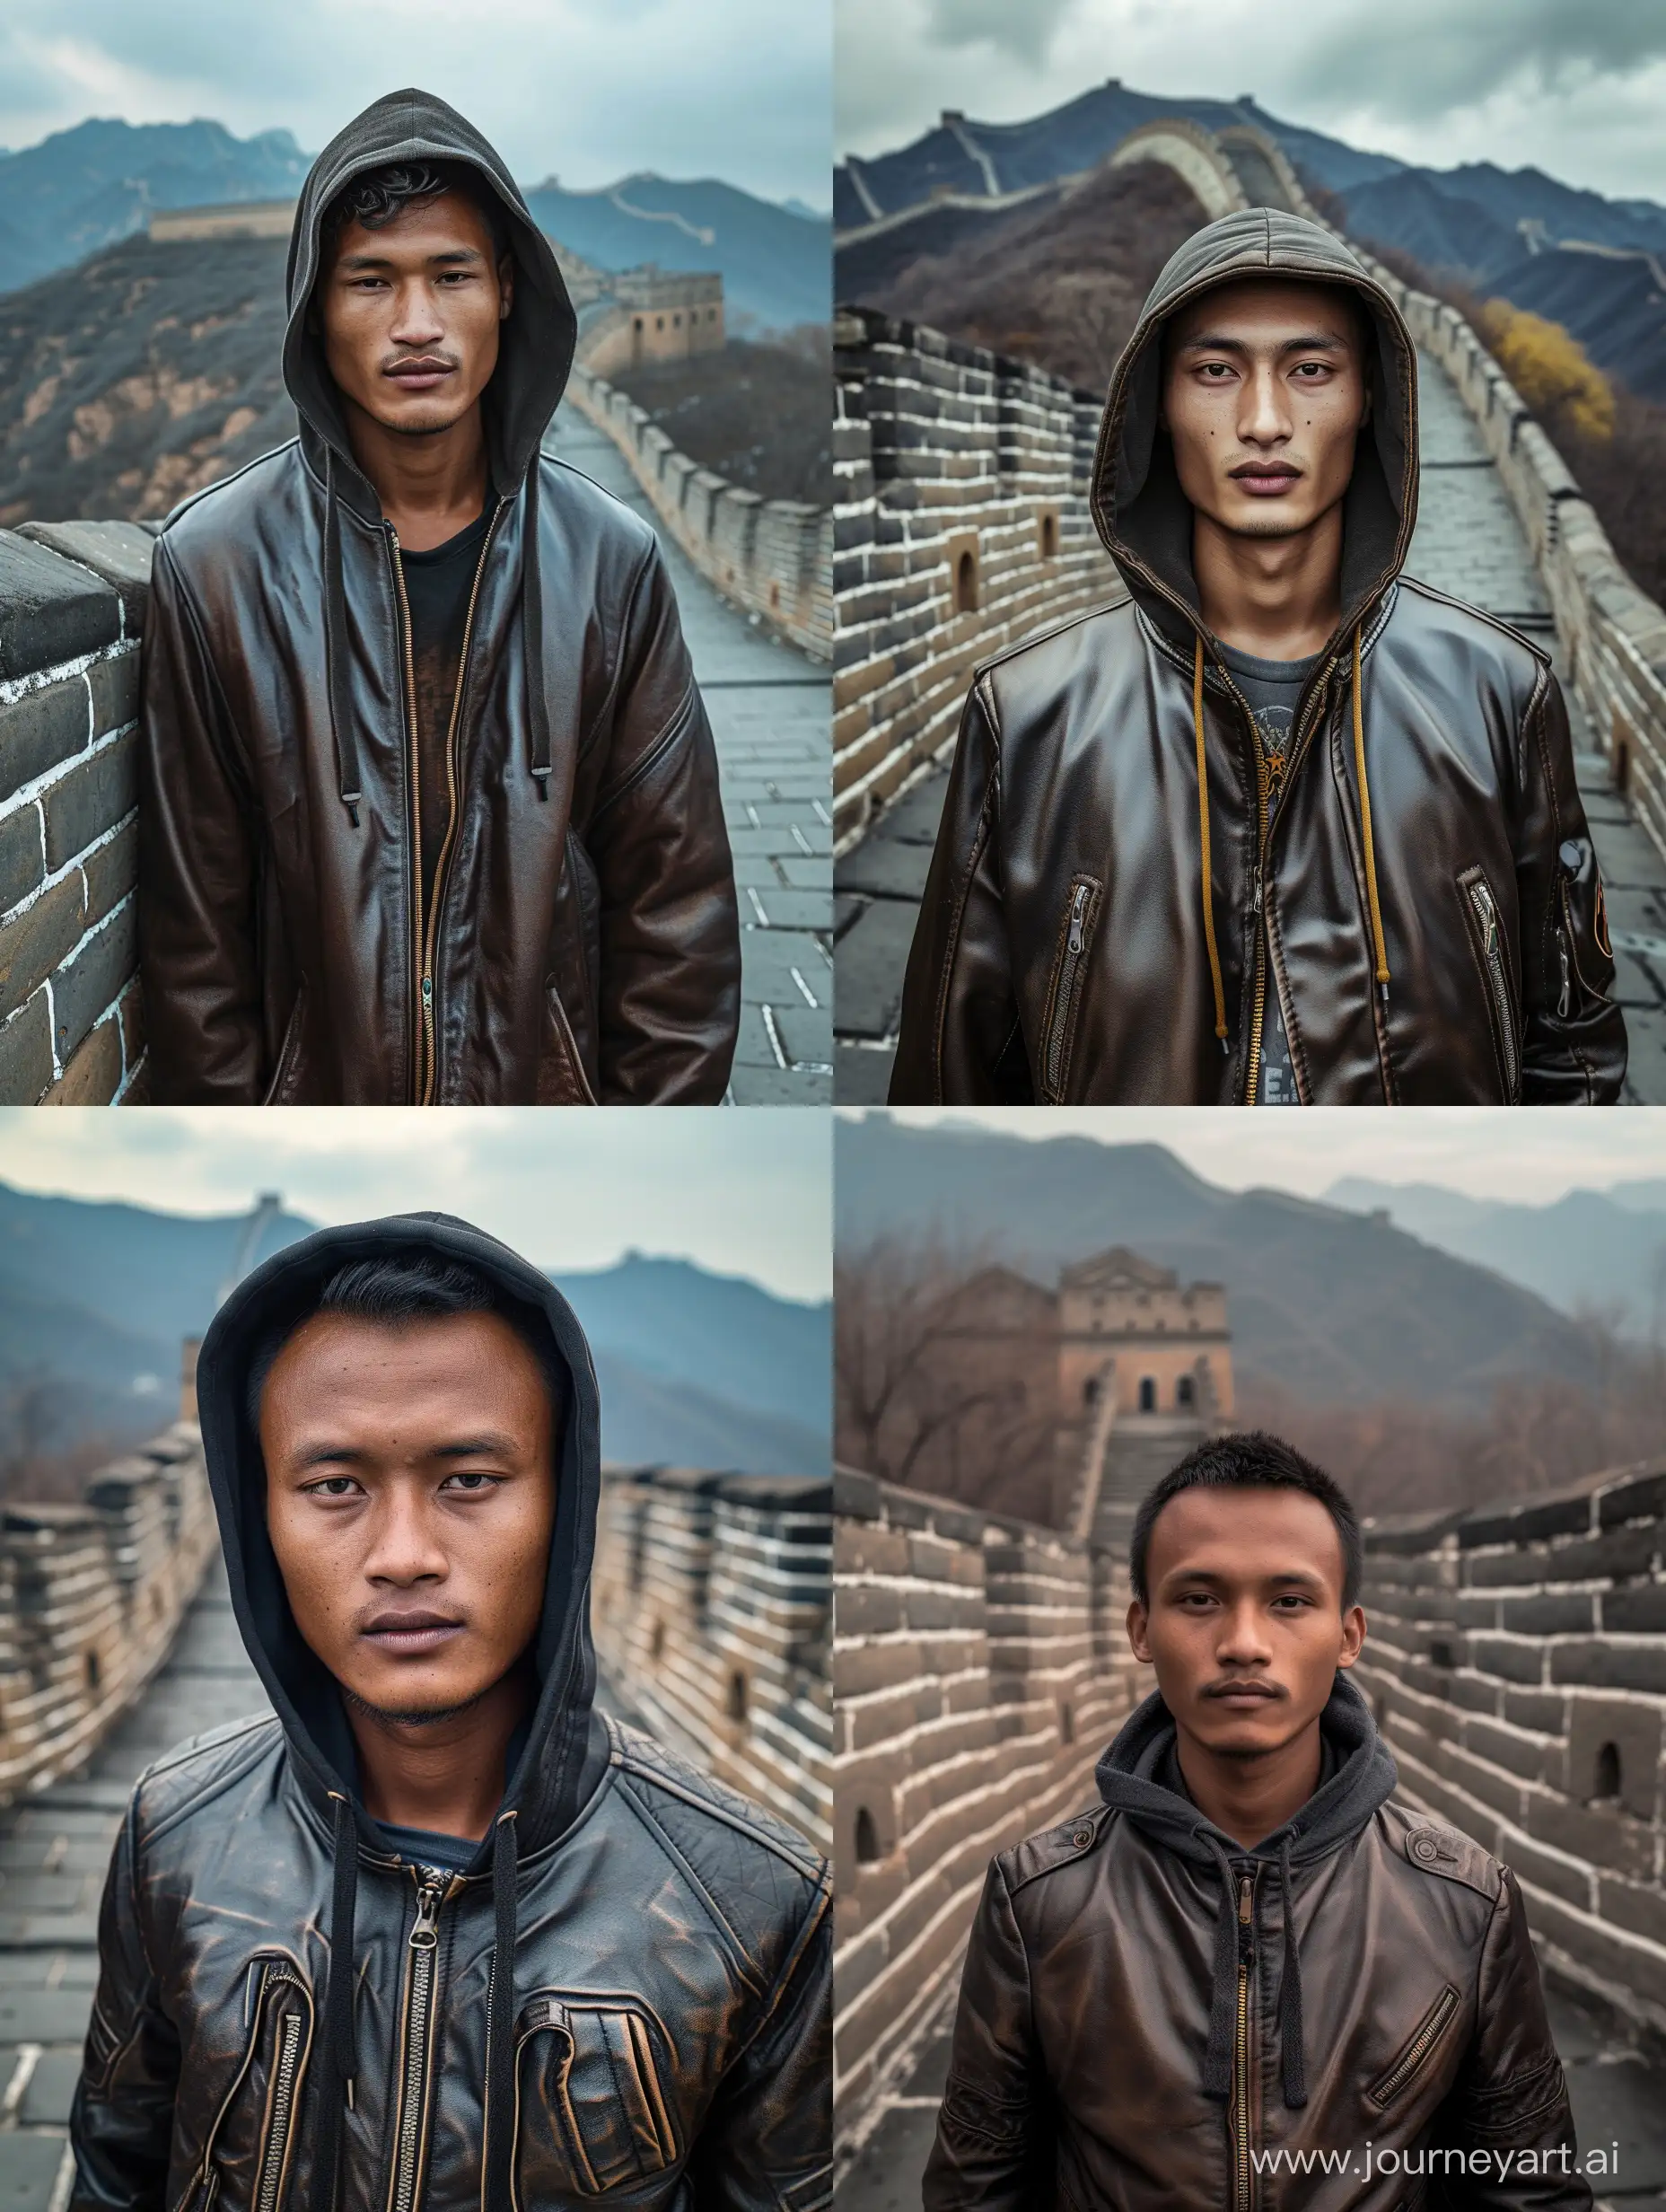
[
  {"left": 0, "top": 1423, "right": 215, "bottom": 1804},
  {"left": 0, "top": 522, "right": 156, "bottom": 1104},
  {"left": 832, "top": 311, "right": 1118, "bottom": 840},
  {"left": 591, "top": 1464, "right": 832, "bottom": 1852},
  {"left": 832, "top": 1468, "right": 1143, "bottom": 2141}
]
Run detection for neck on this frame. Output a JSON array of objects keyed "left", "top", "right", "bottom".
[
  {"left": 346, "top": 1663, "right": 530, "bottom": 1842},
  {"left": 1173, "top": 1711, "right": 1324, "bottom": 1851},
  {"left": 1192, "top": 501, "right": 1343, "bottom": 661},
  {"left": 341, "top": 392, "right": 491, "bottom": 551}
]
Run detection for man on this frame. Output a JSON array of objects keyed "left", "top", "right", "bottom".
[
  {"left": 70, "top": 1215, "right": 830, "bottom": 2210},
  {"left": 890, "top": 207, "right": 1625, "bottom": 1103},
  {"left": 923, "top": 1434, "right": 1589, "bottom": 2211},
  {"left": 139, "top": 90, "right": 741, "bottom": 1104}
]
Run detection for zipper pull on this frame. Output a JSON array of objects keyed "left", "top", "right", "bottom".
[
  {"left": 1237, "top": 1873, "right": 1254, "bottom": 1961},
  {"left": 409, "top": 1873, "right": 444, "bottom": 1950},
  {"left": 1557, "top": 929, "right": 1571, "bottom": 1019},
  {"left": 1067, "top": 884, "right": 1088, "bottom": 956},
  {"left": 1248, "top": 868, "right": 1263, "bottom": 917},
  {"left": 421, "top": 976, "right": 434, "bottom": 1011}
]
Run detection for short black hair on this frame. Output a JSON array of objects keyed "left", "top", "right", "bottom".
[
  {"left": 245, "top": 1252, "right": 566, "bottom": 1441},
  {"left": 320, "top": 157, "right": 509, "bottom": 264},
  {"left": 1129, "top": 1431, "right": 1362, "bottom": 1611}
]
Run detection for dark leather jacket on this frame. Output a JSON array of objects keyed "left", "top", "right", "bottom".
[
  {"left": 70, "top": 1214, "right": 831, "bottom": 2212},
  {"left": 925, "top": 1682, "right": 1589, "bottom": 2212},
  {"left": 890, "top": 208, "right": 1625, "bottom": 1106},
  {"left": 138, "top": 91, "right": 741, "bottom": 1105}
]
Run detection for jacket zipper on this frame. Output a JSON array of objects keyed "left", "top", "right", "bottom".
[
  {"left": 1044, "top": 883, "right": 1092, "bottom": 1100},
  {"left": 417, "top": 496, "right": 513, "bottom": 1106},
  {"left": 1241, "top": 657, "right": 1337, "bottom": 1103},
  {"left": 387, "top": 1866, "right": 453, "bottom": 2212},
  {"left": 1468, "top": 877, "right": 1520, "bottom": 1098},
  {"left": 1232, "top": 1869, "right": 1257, "bottom": 2212},
  {"left": 193, "top": 1959, "right": 311, "bottom": 2212},
  {"left": 1368, "top": 1986, "right": 1460, "bottom": 2107},
  {"left": 254, "top": 1999, "right": 307, "bottom": 2212},
  {"left": 386, "top": 529, "right": 425, "bottom": 1106}
]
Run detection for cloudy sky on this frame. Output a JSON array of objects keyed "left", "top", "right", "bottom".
[
  {"left": 0, "top": 1110, "right": 830, "bottom": 1303},
  {"left": 862, "top": 1109, "right": 1666, "bottom": 1206},
  {"left": 0, "top": 0, "right": 831, "bottom": 206},
  {"left": 837, "top": 0, "right": 1666, "bottom": 202}
]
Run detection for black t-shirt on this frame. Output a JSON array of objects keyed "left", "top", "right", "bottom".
[
  {"left": 1214, "top": 638, "right": 1323, "bottom": 1107},
  {"left": 399, "top": 509, "right": 492, "bottom": 917}
]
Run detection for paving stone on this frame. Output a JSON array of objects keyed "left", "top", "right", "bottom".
[
  {"left": 0, "top": 2130, "right": 70, "bottom": 2210},
  {"left": 834, "top": 897, "right": 918, "bottom": 1042}
]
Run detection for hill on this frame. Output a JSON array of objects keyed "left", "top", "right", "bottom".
[{"left": 833, "top": 1115, "right": 1601, "bottom": 1412}]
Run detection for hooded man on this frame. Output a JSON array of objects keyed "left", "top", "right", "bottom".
[
  {"left": 922, "top": 1435, "right": 1589, "bottom": 2212},
  {"left": 138, "top": 91, "right": 741, "bottom": 1105},
  {"left": 68, "top": 1215, "right": 831, "bottom": 2212},
  {"left": 889, "top": 208, "right": 1627, "bottom": 1105}
]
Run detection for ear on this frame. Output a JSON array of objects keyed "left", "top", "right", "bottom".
[{"left": 499, "top": 254, "right": 514, "bottom": 320}]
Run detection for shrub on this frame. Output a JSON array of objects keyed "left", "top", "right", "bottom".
[{"left": 1475, "top": 299, "right": 1615, "bottom": 443}]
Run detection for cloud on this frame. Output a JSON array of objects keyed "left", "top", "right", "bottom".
[{"left": 924, "top": 0, "right": 1080, "bottom": 66}]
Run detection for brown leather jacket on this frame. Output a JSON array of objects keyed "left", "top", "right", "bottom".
[
  {"left": 70, "top": 1215, "right": 832, "bottom": 2212},
  {"left": 890, "top": 208, "right": 1625, "bottom": 1105},
  {"left": 138, "top": 91, "right": 741, "bottom": 1105},
  {"left": 924, "top": 1681, "right": 1589, "bottom": 2212}
]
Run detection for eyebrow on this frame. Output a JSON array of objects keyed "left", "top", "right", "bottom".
[
  {"left": 291, "top": 1431, "right": 520, "bottom": 1470},
  {"left": 1162, "top": 1567, "right": 1329, "bottom": 1590},
  {"left": 1179, "top": 332, "right": 1348, "bottom": 356},
  {"left": 337, "top": 247, "right": 486, "bottom": 272}
]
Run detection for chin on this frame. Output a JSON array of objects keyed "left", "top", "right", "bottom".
[{"left": 371, "top": 399, "right": 474, "bottom": 439}]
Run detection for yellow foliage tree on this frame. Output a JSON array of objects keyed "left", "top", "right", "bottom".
[{"left": 1477, "top": 300, "right": 1616, "bottom": 443}]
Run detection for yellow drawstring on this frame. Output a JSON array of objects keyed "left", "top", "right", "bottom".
[
  {"left": 1352, "top": 623, "right": 1390, "bottom": 999},
  {"left": 1193, "top": 636, "right": 1229, "bottom": 1049}
]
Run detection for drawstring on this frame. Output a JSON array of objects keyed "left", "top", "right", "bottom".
[
  {"left": 322, "top": 453, "right": 362, "bottom": 828},
  {"left": 483, "top": 1809, "right": 521, "bottom": 2208},
  {"left": 522, "top": 462, "right": 551, "bottom": 801},
  {"left": 1192, "top": 638, "right": 1229, "bottom": 1052},
  {"left": 1196, "top": 1828, "right": 1308, "bottom": 2108},
  {"left": 1351, "top": 622, "right": 1390, "bottom": 1002},
  {"left": 313, "top": 1791, "right": 361, "bottom": 2207}
]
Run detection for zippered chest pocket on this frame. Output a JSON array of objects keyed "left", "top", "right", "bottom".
[
  {"left": 1456, "top": 865, "right": 1521, "bottom": 1102},
  {"left": 513, "top": 1993, "right": 680, "bottom": 2201},
  {"left": 1365, "top": 1984, "right": 1461, "bottom": 2110},
  {"left": 1038, "top": 874, "right": 1102, "bottom": 1103},
  {"left": 184, "top": 1956, "right": 314, "bottom": 2212}
]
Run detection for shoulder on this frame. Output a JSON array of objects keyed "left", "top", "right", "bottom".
[
  {"left": 975, "top": 594, "right": 1138, "bottom": 726},
  {"left": 156, "top": 442, "right": 307, "bottom": 568},
  {"left": 998, "top": 1797, "right": 1114, "bottom": 1894},
  {"left": 1386, "top": 575, "right": 1552, "bottom": 699},
  {"left": 128, "top": 1711, "right": 284, "bottom": 1851},
  {"left": 1375, "top": 1796, "right": 1503, "bottom": 1902},
  {"left": 537, "top": 451, "right": 659, "bottom": 566}
]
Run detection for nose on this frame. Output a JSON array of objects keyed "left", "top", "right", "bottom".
[
  {"left": 388, "top": 278, "right": 446, "bottom": 351},
  {"left": 361, "top": 1479, "right": 448, "bottom": 1587},
  {"left": 1238, "top": 360, "right": 1292, "bottom": 450},
  {"left": 1215, "top": 1598, "right": 1274, "bottom": 1670}
]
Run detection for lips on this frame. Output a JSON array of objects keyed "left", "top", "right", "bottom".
[
  {"left": 1207, "top": 1681, "right": 1279, "bottom": 1701},
  {"left": 1230, "top": 463, "right": 1300, "bottom": 498},
  {"left": 384, "top": 359, "right": 455, "bottom": 391},
  {"left": 362, "top": 1611, "right": 464, "bottom": 1655}
]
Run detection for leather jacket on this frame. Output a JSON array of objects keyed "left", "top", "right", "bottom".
[
  {"left": 138, "top": 91, "right": 741, "bottom": 1105},
  {"left": 70, "top": 1212, "right": 832, "bottom": 2212},
  {"left": 890, "top": 207, "right": 1625, "bottom": 1106},
  {"left": 924, "top": 1681, "right": 1589, "bottom": 2212}
]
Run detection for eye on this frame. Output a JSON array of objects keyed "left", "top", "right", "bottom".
[
  {"left": 441, "top": 1470, "right": 500, "bottom": 1493},
  {"left": 303, "top": 1475, "right": 362, "bottom": 1499}
]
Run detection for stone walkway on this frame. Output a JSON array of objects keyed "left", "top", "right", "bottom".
[
  {"left": 833, "top": 347, "right": 1666, "bottom": 1102},
  {"left": 546, "top": 408, "right": 833, "bottom": 1103}
]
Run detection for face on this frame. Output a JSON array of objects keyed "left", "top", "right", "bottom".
[
  {"left": 320, "top": 189, "right": 513, "bottom": 437},
  {"left": 260, "top": 1310, "right": 557, "bottom": 1721},
  {"left": 1127, "top": 1484, "right": 1364, "bottom": 1760},
  {"left": 1160, "top": 277, "right": 1370, "bottom": 541}
]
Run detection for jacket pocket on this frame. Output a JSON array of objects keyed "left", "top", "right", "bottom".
[
  {"left": 181, "top": 1957, "right": 314, "bottom": 2212},
  {"left": 1365, "top": 1984, "right": 1460, "bottom": 2109},
  {"left": 260, "top": 979, "right": 308, "bottom": 1107},
  {"left": 538, "top": 980, "right": 600, "bottom": 1106},
  {"left": 1037, "top": 874, "right": 1101, "bottom": 1103},
  {"left": 1455, "top": 866, "right": 1521, "bottom": 1102},
  {"left": 1555, "top": 837, "right": 1616, "bottom": 1016},
  {"left": 513, "top": 1993, "right": 679, "bottom": 2202}
]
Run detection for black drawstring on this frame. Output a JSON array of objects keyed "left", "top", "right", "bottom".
[
  {"left": 1196, "top": 1828, "right": 1308, "bottom": 2107},
  {"left": 483, "top": 1809, "right": 520, "bottom": 2206},
  {"left": 322, "top": 453, "right": 362, "bottom": 828},
  {"left": 314, "top": 1790, "right": 360, "bottom": 2206},
  {"left": 522, "top": 461, "right": 551, "bottom": 801},
  {"left": 1276, "top": 1832, "right": 1308, "bottom": 2107}
]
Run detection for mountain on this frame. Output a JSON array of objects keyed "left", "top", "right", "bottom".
[
  {"left": 0, "top": 1181, "right": 827, "bottom": 1479},
  {"left": 1324, "top": 1177, "right": 1666, "bottom": 1336},
  {"left": 1470, "top": 246, "right": 1666, "bottom": 405},
  {"left": 834, "top": 1116, "right": 1600, "bottom": 1410}
]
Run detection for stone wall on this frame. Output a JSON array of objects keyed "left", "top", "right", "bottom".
[
  {"left": 831, "top": 1468, "right": 1143, "bottom": 2143},
  {"left": 832, "top": 309, "right": 1118, "bottom": 840},
  {"left": 590, "top": 1464, "right": 833, "bottom": 1853},
  {"left": 0, "top": 1423, "right": 215, "bottom": 1805},
  {"left": 565, "top": 361, "right": 832, "bottom": 661},
  {"left": 0, "top": 521, "right": 156, "bottom": 1103}
]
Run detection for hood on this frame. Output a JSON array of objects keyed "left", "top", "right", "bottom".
[
  {"left": 1095, "top": 1672, "right": 1398, "bottom": 2111},
  {"left": 1092, "top": 206, "right": 1419, "bottom": 658},
  {"left": 283, "top": 87, "right": 577, "bottom": 520},
  {"left": 196, "top": 1208, "right": 603, "bottom": 1858}
]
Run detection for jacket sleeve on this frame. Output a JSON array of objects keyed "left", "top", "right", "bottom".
[
  {"left": 585, "top": 540, "right": 741, "bottom": 1103},
  {"left": 1428, "top": 1868, "right": 1591, "bottom": 2211},
  {"left": 890, "top": 677, "right": 1032, "bottom": 1105},
  {"left": 68, "top": 1791, "right": 179, "bottom": 2212},
  {"left": 922, "top": 1856, "right": 1050, "bottom": 2212},
  {"left": 1514, "top": 665, "right": 1627, "bottom": 1103},
  {"left": 137, "top": 537, "right": 265, "bottom": 1104},
  {"left": 686, "top": 1881, "right": 831, "bottom": 2210}
]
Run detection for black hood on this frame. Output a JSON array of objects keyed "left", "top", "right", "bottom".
[
  {"left": 1095, "top": 1672, "right": 1398, "bottom": 2111},
  {"left": 283, "top": 87, "right": 577, "bottom": 522},
  {"left": 196, "top": 1208, "right": 602, "bottom": 1862},
  {"left": 1092, "top": 206, "right": 1420, "bottom": 659}
]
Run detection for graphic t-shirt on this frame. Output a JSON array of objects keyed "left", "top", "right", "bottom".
[
  {"left": 399, "top": 508, "right": 493, "bottom": 917},
  {"left": 1214, "top": 639, "right": 1324, "bottom": 1107}
]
